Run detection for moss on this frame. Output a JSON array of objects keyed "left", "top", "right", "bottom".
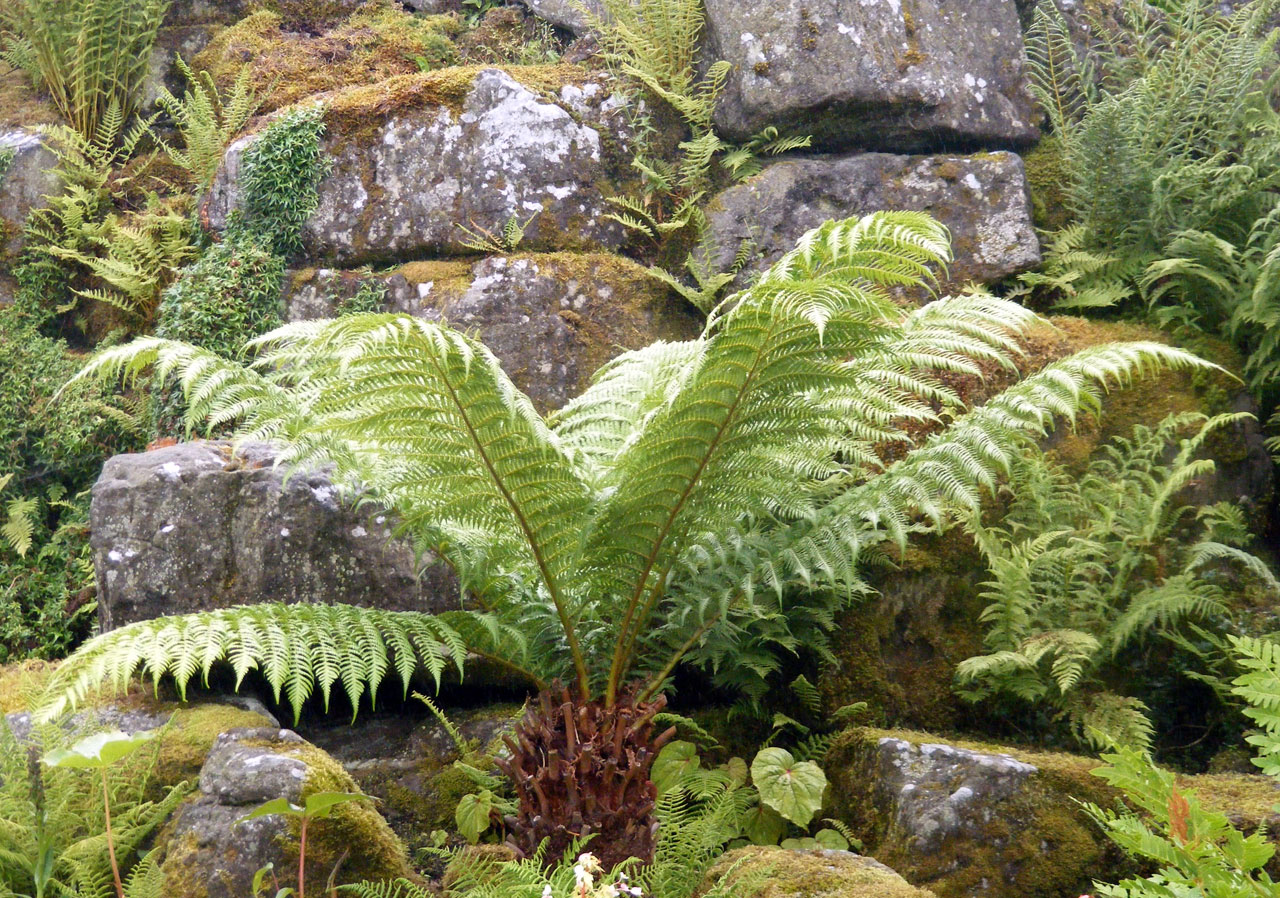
[
  {"left": 152, "top": 703, "right": 276, "bottom": 789},
  {"left": 0, "top": 659, "right": 58, "bottom": 713},
  {"left": 0, "top": 69, "right": 59, "bottom": 129},
  {"left": 1179, "top": 771, "right": 1280, "bottom": 836},
  {"left": 818, "top": 528, "right": 989, "bottom": 733},
  {"left": 192, "top": 3, "right": 464, "bottom": 114},
  {"left": 275, "top": 742, "right": 414, "bottom": 892},
  {"left": 1022, "top": 137, "right": 1072, "bottom": 231},
  {"left": 321, "top": 62, "right": 596, "bottom": 149},
  {"left": 700, "top": 846, "right": 938, "bottom": 897},
  {"left": 825, "top": 728, "right": 1130, "bottom": 898}
]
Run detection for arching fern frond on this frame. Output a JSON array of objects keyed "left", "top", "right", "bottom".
[{"left": 33, "top": 604, "right": 520, "bottom": 724}]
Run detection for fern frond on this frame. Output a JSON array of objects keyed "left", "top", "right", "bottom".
[{"left": 33, "top": 604, "right": 504, "bottom": 723}]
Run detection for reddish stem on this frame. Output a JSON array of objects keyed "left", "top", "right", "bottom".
[{"left": 298, "top": 818, "right": 308, "bottom": 898}]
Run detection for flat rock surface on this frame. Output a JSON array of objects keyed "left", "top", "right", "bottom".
[
  {"left": 706, "top": 151, "right": 1040, "bottom": 292},
  {"left": 91, "top": 440, "right": 458, "bottom": 630},
  {"left": 0, "top": 130, "right": 58, "bottom": 258},
  {"left": 704, "top": 0, "right": 1038, "bottom": 150}
]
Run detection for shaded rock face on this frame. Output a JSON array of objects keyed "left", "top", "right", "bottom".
[
  {"left": 827, "top": 729, "right": 1119, "bottom": 898},
  {"left": 141, "top": 26, "right": 222, "bottom": 116},
  {"left": 516, "top": 0, "right": 604, "bottom": 33},
  {"left": 301, "top": 705, "right": 519, "bottom": 842},
  {"left": 703, "top": 0, "right": 1038, "bottom": 150},
  {"left": 703, "top": 846, "right": 939, "bottom": 898},
  {"left": 0, "top": 130, "right": 58, "bottom": 258},
  {"left": 157, "top": 727, "right": 410, "bottom": 898},
  {"left": 91, "top": 440, "right": 458, "bottom": 631},
  {"left": 706, "top": 152, "right": 1040, "bottom": 292},
  {"left": 284, "top": 252, "right": 703, "bottom": 411},
  {"left": 205, "top": 68, "right": 631, "bottom": 264}
]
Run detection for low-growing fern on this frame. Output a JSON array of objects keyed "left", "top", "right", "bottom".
[
  {"left": 956, "top": 412, "right": 1280, "bottom": 751},
  {"left": 35, "top": 603, "right": 522, "bottom": 723}
]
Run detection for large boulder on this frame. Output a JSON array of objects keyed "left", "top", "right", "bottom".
[
  {"left": 156, "top": 727, "right": 412, "bottom": 898},
  {"left": 283, "top": 252, "right": 703, "bottom": 411},
  {"left": 90, "top": 440, "right": 458, "bottom": 630},
  {"left": 703, "top": 0, "right": 1038, "bottom": 150},
  {"left": 0, "top": 130, "right": 58, "bottom": 258},
  {"left": 826, "top": 729, "right": 1125, "bottom": 898},
  {"left": 701, "top": 847, "right": 937, "bottom": 898},
  {"left": 706, "top": 152, "right": 1040, "bottom": 292},
  {"left": 204, "top": 66, "right": 633, "bottom": 264}
]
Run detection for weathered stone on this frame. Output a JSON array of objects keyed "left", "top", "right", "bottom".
[
  {"left": 90, "top": 440, "right": 458, "bottom": 630},
  {"left": 515, "top": 0, "right": 604, "bottom": 33},
  {"left": 826, "top": 729, "right": 1123, "bottom": 898},
  {"left": 706, "top": 152, "right": 1040, "bottom": 292},
  {"left": 157, "top": 727, "right": 411, "bottom": 898},
  {"left": 204, "top": 67, "right": 632, "bottom": 264},
  {"left": 701, "top": 846, "right": 938, "bottom": 898},
  {"left": 0, "top": 130, "right": 58, "bottom": 258},
  {"left": 284, "top": 253, "right": 702, "bottom": 411},
  {"left": 703, "top": 0, "right": 1038, "bottom": 150}
]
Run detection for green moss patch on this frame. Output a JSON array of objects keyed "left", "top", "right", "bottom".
[
  {"left": 700, "top": 846, "right": 938, "bottom": 897},
  {"left": 193, "top": 2, "right": 463, "bottom": 114}
]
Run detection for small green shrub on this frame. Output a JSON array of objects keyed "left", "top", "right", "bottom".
[
  {"left": 234, "top": 104, "right": 329, "bottom": 257},
  {"left": 0, "top": 307, "right": 137, "bottom": 485}
]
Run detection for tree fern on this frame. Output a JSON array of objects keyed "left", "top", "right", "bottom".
[{"left": 45, "top": 212, "right": 1219, "bottom": 724}]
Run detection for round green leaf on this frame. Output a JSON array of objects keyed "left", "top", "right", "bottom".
[
  {"left": 652, "top": 740, "right": 700, "bottom": 795},
  {"left": 456, "top": 790, "right": 495, "bottom": 844},
  {"left": 742, "top": 801, "right": 786, "bottom": 845},
  {"left": 814, "top": 827, "right": 850, "bottom": 851},
  {"left": 751, "top": 747, "right": 828, "bottom": 827},
  {"left": 725, "top": 756, "right": 749, "bottom": 788},
  {"left": 43, "top": 730, "right": 156, "bottom": 770}
]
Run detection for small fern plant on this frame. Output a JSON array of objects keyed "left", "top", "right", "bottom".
[
  {"left": 155, "top": 56, "right": 262, "bottom": 192},
  {"left": 5, "top": 0, "right": 170, "bottom": 141},
  {"left": 45, "top": 211, "right": 1211, "bottom": 866},
  {"left": 955, "top": 412, "right": 1280, "bottom": 751},
  {"left": 1083, "top": 635, "right": 1280, "bottom": 897}
]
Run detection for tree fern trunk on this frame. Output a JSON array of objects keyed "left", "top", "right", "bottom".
[{"left": 495, "top": 688, "right": 675, "bottom": 870}]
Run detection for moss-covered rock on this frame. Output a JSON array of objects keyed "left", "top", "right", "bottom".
[
  {"left": 284, "top": 252, "right": 703, "bottom": 411},
  {"left": 203, "top": 65, "right": 635, "bottom": 264},
  {"left": 192, "top": 2, "right": 463, "bottom": 114},
  {"left": 302, "top": 704, "right": 520, "bottom": 848},
  {"left": 825, "top": 728, "right": 1130, "bottom": 898},
  {"left": 157, "top": 727, "right": 413, "bottom": 898},
  {"left": 699, "top": 846, "right": 938, "bottom": 898}
]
